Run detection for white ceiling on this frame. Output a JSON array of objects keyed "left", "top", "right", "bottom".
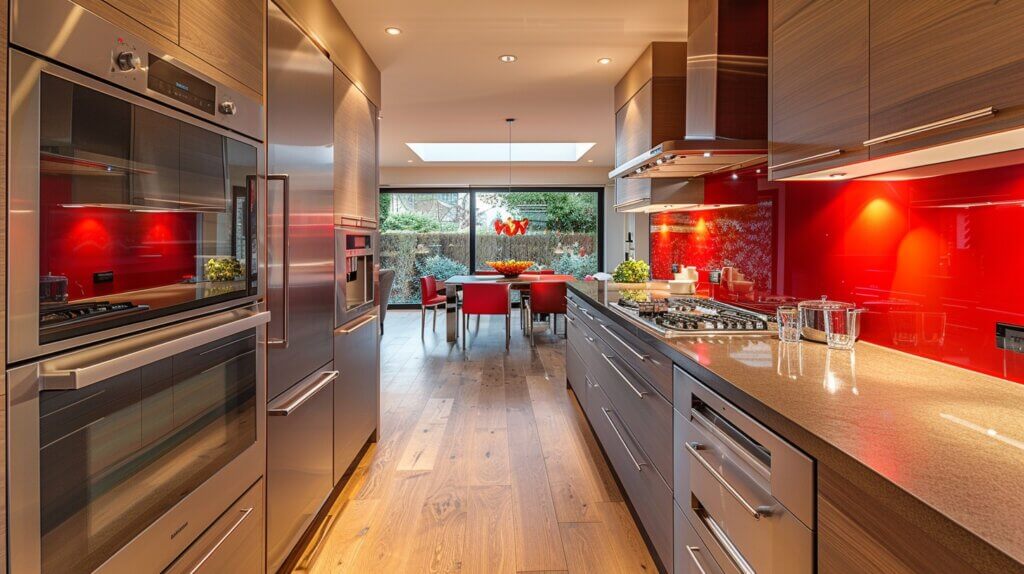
[{"left": 331, "top": 0, "right": 687, "bottom": 170}]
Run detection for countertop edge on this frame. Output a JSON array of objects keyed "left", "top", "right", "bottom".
[{"left": 566, "top": 282, "right": 1023, "bottom": 574}]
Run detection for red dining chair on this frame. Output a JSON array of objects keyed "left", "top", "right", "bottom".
[
  {"left": 525, "top": 281, "right": 567, "bottom": 346},
  {"left": 461, "top": 283, "right": 512, "bottom": 351},
  {"left": 419, "top": 276, "right": 446, "bottom": 338}
]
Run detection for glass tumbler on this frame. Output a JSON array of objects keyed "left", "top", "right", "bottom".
[
  {"left": 776, "top": 306, "right": 801, "bottom": 342},
  {"left": 824, "top": 307, "right": 864, "bottom": 350}
]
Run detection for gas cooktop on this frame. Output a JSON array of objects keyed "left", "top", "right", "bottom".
[{"left": 612, "top": 296, "right": 772, "bottom": 337}]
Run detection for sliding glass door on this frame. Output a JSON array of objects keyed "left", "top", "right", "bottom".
[{"left": 379, "top": 187, "right": 602, "bottom": 306}]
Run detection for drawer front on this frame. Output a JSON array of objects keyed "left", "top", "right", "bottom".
[
  {"left": 589, "top": 383, "right": 674, "bottom": 571},
  {"left": 675, "top": 502, "right": 730, "bottom": 574},
  {"left": 566, "top": 293, "right": 603, "bottom": 333},
  {"left": 675, "top": 368, "right": 814, "bottom": 574},
  {"left": 591, "top": 339, "right": 673, "bottom": 483},
  {"left": 334, "top": 313, "right": 380, "bottom": 483},
  {"left": 566, "top": 309, "right": 587, "bottom": 398},
  {"left": 267, "top": 367, "right": 336, "bottom": 572},
  {"left": 674, "top": 367, "right": 815, "bottom": 526},
  {"left": 165, "top": 478, "right": 265, "bottom": 574},
  {"left": 595, "top": 320, "right": 672, "bottom": 399}
]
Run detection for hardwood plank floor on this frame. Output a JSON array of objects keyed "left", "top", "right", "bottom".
[{"left": 296, "top": 310, "right": 655, "bottom": 574}]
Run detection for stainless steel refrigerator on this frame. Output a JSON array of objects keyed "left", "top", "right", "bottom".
[{"left": 265, "top": 3, "right": 338, "bottom": 571}]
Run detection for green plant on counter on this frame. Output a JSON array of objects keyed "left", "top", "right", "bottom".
[
  {"left": 205, "top": 257, "right": 242, "bottom": 282},
  {"left": 612, "top": 259, "right": 650, "bottom": 283},
  {"left": 619, "top": 289, "right": 651, "bottom": 303}
]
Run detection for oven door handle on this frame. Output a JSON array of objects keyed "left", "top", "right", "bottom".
[
  {"left": 39, "top": 311, "right": 271, "bottom": 391},
  {"left": 268, "top": 173, "right": 291, "bottom": 348}
]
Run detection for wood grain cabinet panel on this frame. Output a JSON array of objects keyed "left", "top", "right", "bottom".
[
  {"left": 334, "top": 68, "right": 379, "bottom": 228},
  {"left": 868, "top": 1, "right": 1024, "bottom": 157},
  {"left": 103, "top": 0, "right": 178, "bottom": 42},
  {"left": 818, "top": 465, "right": 983, "bottom": 574},
  {"left": 179, "top": 0, "right": 265, "bottom": 94},
  {"left": 769, "top": 0, "right": 869, "bottom": 179}
]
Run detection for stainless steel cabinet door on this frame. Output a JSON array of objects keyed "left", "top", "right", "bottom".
[
  {"left": 266, "top": 367, "right": 337, "bottom": 572},
  {"left": 266, "top": 2, "right": 336, "bottom": 400},
  {"left": 333, "top": 312, "right": 380, "bottom": 483}
]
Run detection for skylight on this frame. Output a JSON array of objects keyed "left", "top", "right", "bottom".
[{"left": 407, "top": 142, "right": 595, "bottom": 162}]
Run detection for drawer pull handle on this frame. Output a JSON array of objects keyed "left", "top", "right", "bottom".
[
  {"left": 686, "top": 442, "right": 767, "bottom": 520},
  {"left": 565, "top": 315, "right": 575, "bottom": 324},
  {"left": 863, "top": 106, "right": 995, "bottom": 146},
  {"left": 768, "top": 148, "right": 842, "bottom": 171},
  {"left": 685, "top": 546, "right": 709, "bottom": 574},
  {"left": 601, "top": 407, "right": 647, "bottom": 472},
  {"left": 268, "top": 371, "right": 338, "bottom": 416},
  {"left": 599, "top": 324, "right": 649, "bottom": 361},
  {"left": 580, "top": 307, "right": 596, "bottom": 321},
  {"left": 188, "top": 506, "right": 255, "bottom": 574},
  {"left": 600, "top": 353, "right": 649, "bottom": 399},
  {"left": 335, "top": 314, "right": 377, "bottom": 334}
]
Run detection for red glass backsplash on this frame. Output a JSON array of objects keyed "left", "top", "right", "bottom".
[
  {"left": 651, "top": 164, "right": 1024, "bottom": 383},
  {"left": 40, "top": 176, "right": 198, "bottom": 300}
]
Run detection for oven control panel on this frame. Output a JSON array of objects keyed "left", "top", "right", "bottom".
[{"left": 147, "top": 54, "right": 217, "bottom": 115}]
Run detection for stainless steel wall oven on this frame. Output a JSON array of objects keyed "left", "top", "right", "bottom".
[
  {"left": 7, "top": 1, "right": 270, "bottom": 572},
  {"left": 8, "top": 0, "right": 265, "bottom": 363}
]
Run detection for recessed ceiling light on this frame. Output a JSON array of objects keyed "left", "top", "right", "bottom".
[
  {"left": 703, "top": 152, "right": 712, "bottom": 158},
  {"left": 407, "top": 159, "right": 414, "bottom": 163},
  {"left": 587, "top": 159, "right": 594, "bottom": 163},
  {"left": 499, "top": 54, "right": 517, "bottom": 63},
  {"left": 385, "top": 27, "right": 402, "bottom": 36},
  {"left": 598, "top": 58, "right": 612, "bottom": 65}
]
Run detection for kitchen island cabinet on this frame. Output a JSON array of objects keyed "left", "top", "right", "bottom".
[{"left": 567, "top": 282, "right": 1024, "bottom": 574}]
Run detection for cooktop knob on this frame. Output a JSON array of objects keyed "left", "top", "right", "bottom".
[
  {"left": 116, "top": 51, "right": 141, "bottom": 72},
  {"left": 219, "top": 101, "right": 238, "bottom": 115}
]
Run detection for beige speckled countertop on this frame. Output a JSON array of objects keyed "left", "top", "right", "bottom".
[{"left": 568, "top": 281, "right": 1024, "bottom": 572}]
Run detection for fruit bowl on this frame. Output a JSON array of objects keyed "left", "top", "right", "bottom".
[{"left": 486, "top": 260, "right": 534, "bottom": 278}]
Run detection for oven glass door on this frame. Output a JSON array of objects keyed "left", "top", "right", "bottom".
[
  {"left": 34, "top": 70, "right": 258, "bottom": 344},
  {"left": 38, "top": 329, "right": 258, "bottom": 574}
]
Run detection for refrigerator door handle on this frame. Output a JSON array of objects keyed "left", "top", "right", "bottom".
[
  {"left": 268, "top": 370, "right": 339, "bottom": 416},
  {"left": 268, "top": 173, "right": 291, "bottom": 348}
]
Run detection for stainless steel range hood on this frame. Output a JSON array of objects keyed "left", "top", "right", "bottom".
[{"left": 611, "top": 0, "right": 768, "bottom": 183}]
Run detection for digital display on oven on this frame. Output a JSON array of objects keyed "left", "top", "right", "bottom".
[{"left": 147, "top": 54, "right": 216, "bottom": 115}]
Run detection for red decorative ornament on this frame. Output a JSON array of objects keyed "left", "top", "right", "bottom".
[{"left": 494, "top": 217, "right": 530, "bottom": 236}]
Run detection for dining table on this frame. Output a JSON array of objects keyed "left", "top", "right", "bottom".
[{"left": 442, "top": 274, "right": 576, "bottom": 342}]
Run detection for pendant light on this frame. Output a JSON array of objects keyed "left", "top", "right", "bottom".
[{"left": 506, "top": 118, "right": 515, "bottom": 194}]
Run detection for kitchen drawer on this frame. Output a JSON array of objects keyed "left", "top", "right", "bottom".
[
  {"left": 333, "top": 313, "right": 380, "bottom": 483},
  {"left": 566, "top": 336, "right": 588, "bottom": 405},
  {"left": 165, "top": 478, "right": 264, "bottom": 574},
  {"left": 675, "top": 502, "right": 729, "bottom": 574},
  {"left": 267, "top": 366, "right": 337, "bottom": 572},
  {"left": 590, "top": 333, "right": 673, "bottom": 482},
  {"left": 675, "top": 367, "right": 814, "bottom": 574},
  {"left": 594, "top": 319, "right": 672, "bottom": 400},
  {"left": 674, "top": 367, "right": 814, "bottom": 526},
  {"left": 589, "top": 382, "right": 674, "bottom": 571},
  {"left": 566, "top": 294, "right": 603, "bottom": 332}
]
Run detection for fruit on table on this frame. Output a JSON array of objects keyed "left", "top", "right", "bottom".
[{"left": 486, "top": 260, "right": 535, "bottom": 276}]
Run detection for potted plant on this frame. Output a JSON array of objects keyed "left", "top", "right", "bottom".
[{"left": 611, "top": 259, "right": 650, "bottom": 289}]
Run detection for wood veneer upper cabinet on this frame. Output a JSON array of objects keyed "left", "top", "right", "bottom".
[
  {"left": 868, "top": 1, "right": 1024, "bottom": 157},
  {"left": 103, "top": 0, "right": 179, "bottom": 41},
  {"left": 179, "top": 0, "right": 265, "bottom": 94},
  {"left": 769, "top": 0, "right": 868, "bottom": 179},
  {"left": 334, "top": 68, "right": 379, "bottom": 228}
]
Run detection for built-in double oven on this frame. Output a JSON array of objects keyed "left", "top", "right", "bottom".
[{"left": 7, "top": 0, "right": 268, "bottom": 572}]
